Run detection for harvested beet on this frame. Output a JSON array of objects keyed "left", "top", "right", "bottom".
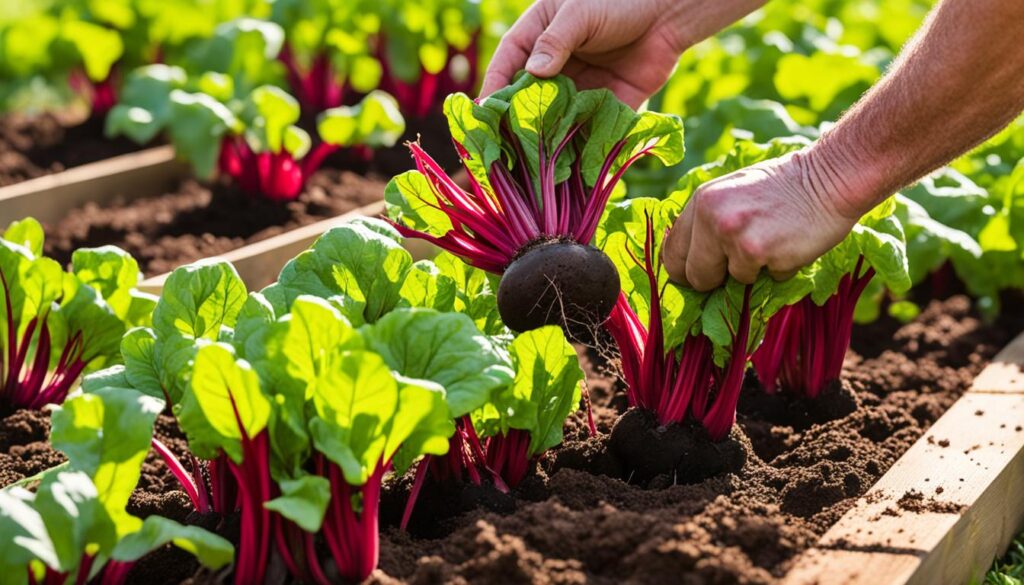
[
  {"left": 609, "top": 408, "right": 749, "bottom": 485},
  {"left": 497, "top": 239, "right": 620, "bottom": 333}
]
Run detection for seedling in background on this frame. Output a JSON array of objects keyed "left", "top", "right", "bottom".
[
  {"left": 386, "top": 73, "right": 684, "bottom": 334},
  {"left": 108, "top": 65, "right": 405, "bottom": 201}
]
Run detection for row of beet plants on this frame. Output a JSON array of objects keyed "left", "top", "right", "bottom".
[
  {"left": 104, "top": 20, "right": 406, "bottom": 202},
  {"left": 1, "top": 0, "right": 494, "bottom": 121},
  {"left": 0, "top": 214, "right": 585, "bottom": 583},
  {"left": 385, "top": 74, "right": 922, "bottom": 467},
  {"left": 0, "top": 74, "right": 946, "bottom": 583}
]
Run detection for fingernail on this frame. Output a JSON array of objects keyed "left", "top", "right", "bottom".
[{"left": 526, "top": 53, "right": 552, "bottom": 72}]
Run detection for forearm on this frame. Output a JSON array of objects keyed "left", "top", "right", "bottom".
[
  {"left": 673, "top": 0, "right": 768, "bottom": 50},
  {"left": 804, "top": 0, "right": 1024, "bottom": 217}
]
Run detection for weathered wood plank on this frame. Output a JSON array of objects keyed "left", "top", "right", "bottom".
[
  {"left": 971, "top": 333, "right": 1024, "bottom": 394},
  {"left": 0, "top": 146, "right": 188, "bottom": 225},
  {"left": 783, "top": 331, "right": 1024, "bottom": 585}
]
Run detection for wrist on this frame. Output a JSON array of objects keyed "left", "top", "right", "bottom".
[
  {"left": 799, "top": 131, "right": 890, "bottom": 220},
  {"left": 671, "top": 0, "right": 767, "bottom": 51}
]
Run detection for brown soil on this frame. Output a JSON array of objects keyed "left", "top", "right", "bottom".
[
  {"left": 0, "top": 112, "right": 146, "bottom": 187},
  {"left": 43, "top": 169, "right": 387, "bottom": 276},
  {"left": 0, "top": 409, "right": 66, "bottom": 487},
  {"left": 1, "top": 295, "right": 1018, "bottom": 584},
  {"left": 368, "top": 295, "right": 1019, "bottom": 585}
]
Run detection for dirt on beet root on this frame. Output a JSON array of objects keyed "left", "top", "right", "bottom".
[
  {"left": 1, "top": 294, "right": 1019, "bottom": 584},
  {"left": 0, "top": 112, "right": 148, "bottom": 187}
]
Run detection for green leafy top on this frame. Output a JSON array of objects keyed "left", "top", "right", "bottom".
[
  {"left": 261, "top": 219, "right": 458, "bottom": 325},
  {"left": 0, "top": 388, "right": 232, "bottom": 583},
  {"left": 108, "top": 62, "right": 405, "bottom": 179},
  {"left": 1, "top": 218, "right": 154, "bottom": 385},
  {"left": 89, "top": 259, "right": 248, "bottom": 405},
  {"left": 361, "top": 308, "right": 513, "bottom": 418},
  {"left": 473, "top": 326, "right": 583, "bottom": 456},
  {"left": 173, "top": 295, "right": 455, "bottom": 532}
]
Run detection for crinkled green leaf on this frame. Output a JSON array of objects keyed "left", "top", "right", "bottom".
[
  {"left": 245, "top": 85, "right": 300, "bottom": 154},
  {"left": 50, "top": 388, "right": 162, "bottom": 537},
  {"left": 477, "top": 326, "right": 582, "bottom": 457},
  {"left": 263, "top": 475, "right": 331, "bottom": 533},
  {"left": 168, "top": 89, "right": 242, "bottom": 179},
  {"left": 153, "top": 260, "right": 248, "bottom": 341},
  {"left": 178, "top": 343, "right": 270, "bottom": 462},
  {"left": 276, "top": 222, "right": 413, "bottom": 323},
  {"left": 105, "top": 65, "right": 187, "bottom": 145},
  {"left": 3, "top": 217, "right": 44, "bottom": 257},
  {"left": 361, "top": 308, "right": 513, "bottom": 417},
  {"left": 385, "top": 170, "right": 454, "bottom": 238}
]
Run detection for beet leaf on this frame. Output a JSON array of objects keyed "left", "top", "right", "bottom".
[
  {"left": 385, "top": 73, "right": 684, "bottom": 273},
  {"left": 0, "top": 387, "right": 232, "bottom": 585},
  {"left": 0, "top": 218, "right": 155, "bottom": 413}
]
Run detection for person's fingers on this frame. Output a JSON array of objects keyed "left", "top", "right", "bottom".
[
  {"left": 726, "top": 253, "right": 761, "bottom": 285},
  {"left": 767, "top": 267, "right": 799, "bottom": 282},
  {"left": 684, "top": 216, "right": 728, "bottom": 292},
  {"left": 527, "top": 1, "right": 589, "bottom": 78},
  {"left": 480, "top": 4, "right": 550, "bottom": 96},
  {"left": 662, "top": 205, "right": 695, "bottom": 286}
]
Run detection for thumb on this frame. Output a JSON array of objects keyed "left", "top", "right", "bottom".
[{"left": 527, "top": 5, "right": 587, "bottom": 78}]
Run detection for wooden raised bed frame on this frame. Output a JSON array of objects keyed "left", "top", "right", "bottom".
[
  {"left": 783, "top": 332, "right": 1024, "bottom": 585},
  {"left": 0, "top": 146, "right": 188, "bottom": 225}
]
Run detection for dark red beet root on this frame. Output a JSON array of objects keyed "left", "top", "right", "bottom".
[
  {"left": 497, "top": 240, "right": 620, "bottom": 333},
  {"left": 609, "top": 408, "right": 749, "bottom": 486}
]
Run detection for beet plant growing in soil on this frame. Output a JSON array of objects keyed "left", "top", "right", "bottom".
[
  {"left": 0, "top": 387, "right": 232, "bottom": 585},
  {"left": 71, "top": 219, "right": 585, "bottom": 583},
  {"left": 386, "top": 73, "right": 684, "bottom": 334},
  {"left": 107, "top": 59, "right": 405, "bottom": 201},
  {"left": 271, "top": 0, "right": 482, "bottom": 118},
  {"left": 0, "top": 218, "right": 155, "bottom": 414}
]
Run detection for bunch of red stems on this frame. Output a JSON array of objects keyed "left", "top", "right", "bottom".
[
  {"left": 1, "top": 271, "right": 90, "bottom": 413},
  {"left": 751, "top": 257, "right": 874, "bottom": 398},
  {"left": 156, "top": 400, "right": 391, "bottom": 584},
  {"left": 217, "top": 135, "right": 342, "bottom": 201},
  {"left": 279, "top": 35, "right": 479, "bottom": 119},
  {"left": 603, "top": 219, "right": 753, "bottom": 441}
]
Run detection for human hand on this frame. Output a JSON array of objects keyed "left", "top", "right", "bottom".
[
  {"left": 481, "top": 0, "right": 766, "bottom": 108},
  {"left": 661, "top": 150, "right": 866, "bottom": 291}
]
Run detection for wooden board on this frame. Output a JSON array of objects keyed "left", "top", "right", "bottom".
[
  {"left": 137, "top": 200, "right": 437, "bottom": 294},
  {"left": 783, "top": 331, "right": 1024, "bottom": 585},
  {"left": 0, "top": 146, "right": 188, "bottom": 225}
]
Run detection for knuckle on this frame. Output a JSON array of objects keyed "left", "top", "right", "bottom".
[
  {"left": 737, "top": 235, "right": 768, "bottom": 264},
  {"left": 714, "top": 211, "right": 745, "bottom": 236}
]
